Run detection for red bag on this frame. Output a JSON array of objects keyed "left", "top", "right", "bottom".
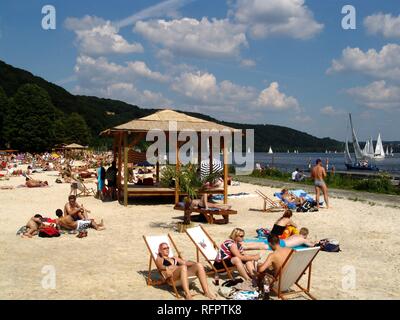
[{"left": 39, "top": 226, "right": 60, "bottom": 238}]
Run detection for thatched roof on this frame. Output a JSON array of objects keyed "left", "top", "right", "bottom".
[
  {"left": 100, "top": 109, "right": 240, "bottom": 135},
  {"left": 63, "top": 143, "right": 87, "bottom": 149}
]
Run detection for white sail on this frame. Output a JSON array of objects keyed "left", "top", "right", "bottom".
[
  {"left": 268, "top": 146, "right": 273, "bottom": 154},
  {"left": 374, "top": 133, "right": 385, "bottom": 158},
  {"left": 362, "top": 140, "right": 369, "bottom": 156},
  {"left": 368, "top": 137, "right": 374, "bottom": 156},
  {"left": 386, "top": 146, "right": 389, "bottom": 156},
  {"left": 344, "top": 139, "right": 353, "bottom": 165},
  {"left": 349, "top": 113, "right": 365, "bottom": 161},
  {"left": 390, "top": 147, "right": 394, "bottom": 156}
]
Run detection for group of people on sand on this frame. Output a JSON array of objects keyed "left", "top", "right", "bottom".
[
  {"left": 22, "top": 195, "right": 105, "bottom": 238},
  {"left": 156, "top": 222, "right": 318, "bottom": 300}
]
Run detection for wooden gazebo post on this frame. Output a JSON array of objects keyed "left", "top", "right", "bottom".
[
  {"left": 223, "top": 138, "right": 228, "bottom": 205},
  {"left": 175, "top": 140, "right": 180, "bottom": 204},
  {"left": 123, "top": 133, "right": 128, "bottom": 207}
]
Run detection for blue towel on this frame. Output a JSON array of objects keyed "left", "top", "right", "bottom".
[
  {"left": 244, "top": 238, "right": 308, "bottom": 251},
  {"left": 291, "top": 189, "right": 323, "bottom": 205}
]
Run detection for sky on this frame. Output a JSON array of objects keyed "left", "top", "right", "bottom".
[{"left": 0, "top": 0, "right": 400, "bottom": 141}]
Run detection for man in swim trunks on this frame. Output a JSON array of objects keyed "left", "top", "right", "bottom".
[
  {"left": 311, "top": 159, "right": 329, "bottom": 209},
  {"left": 55, "top": 209, "right": 104, "bottom": 236},
  {"left": 64, "top": 195, "right": 88, "bottom": 220},
  {"left": 22, "top": 214, "right": 44, "bottom": 238}
]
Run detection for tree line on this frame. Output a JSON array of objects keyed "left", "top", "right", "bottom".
[{"left": 0, "top": 84, "right": 91, "bottom": 152}]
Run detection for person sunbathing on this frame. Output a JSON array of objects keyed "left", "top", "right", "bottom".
[
  {"left": 55, "top": 209, "right": 104, "bottom": 237},
  {"left": 257, "top": 234, "right": 292, "bottom": 284},
  {"left": 190, "top": 194, "right": 232, "bottom": 210},
  {"left": 214, "top": 228, "right": 260, "bottom": 282},
  {"left": 281, "top": 188, "right": 306, "bottom": 206},
  {"left": 270, "top": 210, "right": 298, "bottom": 239},
  {"left": 155, "top": 242, "right": 216, "bottom": 300},
  {"left": 284, "top": 228, "right": 317, "bottom": 248},
  {"left": 22, "top": 214, "right": 44, "bottom": 238},
  {"left": 25, "top": 177, "right": 48, "bottom": 188},
  {"left": 64, "top": 195, "right": 89, "bottom": 220}
]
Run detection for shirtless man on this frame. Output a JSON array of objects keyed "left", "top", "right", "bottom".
[
  {"left": 55, "top": 209, "right": 104, "bottom": 237},
  {"left": 257, "top": 234, "right": 292, "bottom": 284},
  {"left": 64, "top": 195, "right": 89, "bottom": 220},
  {"left": 284, "top": 228, "right": 317, "bottom": 248},
  {"left": 25, "top": 177, "right": 48, "bottom": 188},
  {"left": 311, "top": 159, "right": 329, "bottom": 209},
  {"left": 22, "top": 214, "right": 43, "bottom": 238}
]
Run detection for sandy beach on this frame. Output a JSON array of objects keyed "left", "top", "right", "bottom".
[{"left": 1, "top": 170, "right": 400, "bottom": 300}]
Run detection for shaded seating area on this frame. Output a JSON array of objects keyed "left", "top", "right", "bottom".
[{"left": 100, "top": 109, "right": 241, "bottom": 206}]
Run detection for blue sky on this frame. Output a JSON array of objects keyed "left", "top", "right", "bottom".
[{"left": 1, "top": 0, "right": 400, "bottom": 141}]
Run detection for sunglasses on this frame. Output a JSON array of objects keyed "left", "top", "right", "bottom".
[
  {"left": 161, "top": 247, "right": 170, "bottom": 250},
  {"left": 238, "top": 234, "right": 245, "bottom": 238}
]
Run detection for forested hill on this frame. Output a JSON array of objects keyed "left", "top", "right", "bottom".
[{"left": 0, "top": 59, "right": 343, "bottom": 152}]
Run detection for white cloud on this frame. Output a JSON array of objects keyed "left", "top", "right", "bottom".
[
  {"left": 327, "top": 44, "right": 400, "bottom": 80},
  {"left": 65, "top": 15, "right": 143, "bottom": 55},
  {"left": 364, "top": 13, "right": 400, "bottom": 38},
  {"left": 74, "top": 55, "right": 169, "bottom": 86},
  {"left": 294, "top": 115, "right": 312, "bottom": 123},
  {"left": 134, "top": 17, "right": 247, "bottom": 59},
  {"left": 320, "top": 106, "right": 345, "bottom": 116},
  {"left": 254, "top": 82, "right": 299, "bottom": 111},
  {"left": 171, "top": 71, "right": 256, "bottom": 105},
  {"left": 73, "top": 56, "right": 170, "bottom": 108},
  {"left": 115, "top": 0, "right": 194, "bottom": 28},
  {"left": 240, "top": 59, "right": 256, "bottom": 67},
  {"left": 347, "top": 80, "right": 400, "bottom": 110},
  {"left": 231, "top": 0, "right": 323, "bottom": 39}
]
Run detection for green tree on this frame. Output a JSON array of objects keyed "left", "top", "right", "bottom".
[
  {"left": 63, "top": 112, "right": 91, "bottom": 146},
  {"left": 3, "top": 84, "right": 58, "bottom": 152},
  {"left": 0, "top": 86, "right": 8, "bottom": 148}
]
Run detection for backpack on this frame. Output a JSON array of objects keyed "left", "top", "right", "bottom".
[
  {"left": 256, "top": 228, "right": 270, "bottom": 238},
  {"left": 317, "top": 238, "right": 340, "bottom": 252},
  {"left": 39, "top": 226, "right": 60, "bottom": 238},
  {"left": 297, "top": 200, "right": 317, "bottom": 212}
]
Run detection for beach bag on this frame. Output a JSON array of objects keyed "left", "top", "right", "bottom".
[
  {"left": 318, "top": 238, "right": 340, "bottom": 252},
  {"left": 232, "top": 290, "right": 260, "bottom": 300},
  {"left": 256, "top": 227, "right": 270, "bottom": 238},
  {"left": 39, "top": 226, "right": 60, "bottom": 238}
]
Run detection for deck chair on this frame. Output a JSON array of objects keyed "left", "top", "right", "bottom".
[
  {"left": 174, "top": 203, "right": 237, "bottom": 224},
  {"left": 143, "top": 234, "right": 197, "bottom": 299},
  {"left": 75, "top": 178, "right": 96, "bottom": 197},
  {"left": 185, "top": 225, "right": 235, "bottom": 279},
  {"left": 269, "top": 247, "right": 320, "bottom": 300},
  {"left": 256, "top": 189, "right": 288, "bottom": 212}
]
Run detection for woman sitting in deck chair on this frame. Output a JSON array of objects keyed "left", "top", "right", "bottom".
[{"left": 155, "top": 242, "right": 216, "bottom": 300}]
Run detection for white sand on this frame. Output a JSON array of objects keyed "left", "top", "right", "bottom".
[{"left": 0, "top": 171, "right": 399, "bottom": 300}]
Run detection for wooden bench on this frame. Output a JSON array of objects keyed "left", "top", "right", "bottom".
[{"left": 173, "top": 204, "right": 237, "bottom": 224}]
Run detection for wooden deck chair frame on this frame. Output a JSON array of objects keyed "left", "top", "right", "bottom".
[
  {"left": 143, "top": 234, "right": 196, "bottom": 299},
  {"left": 75, "top": 178, "right": 96, "bottom": 197},
  {"left": 185, "top": 225, "right": 235, "bottom": 279},
  {"left": 256, "top": 189, "right": 287, "bottom": 212},
  {"left": 269, "top": 247, "right": 320, "bottom": 300}
]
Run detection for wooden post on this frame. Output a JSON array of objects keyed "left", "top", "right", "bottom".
[
  {"left": 156, "top": 161, "right": 160, "bottom": 184},
  {"left": 124, "top": 143, "right": 129, "bottom": 207},
  {"left": 117, "top": 132, "right": 123, "bottom": 201},
  {"left": 175, "top": 141, "right": 180, "bottom": 204},
  {"left": 112, "top": 134, "right": 118, "bottom": 162},
  {"left": 223, "top": 139, "right": 228, "bottom": 205}
]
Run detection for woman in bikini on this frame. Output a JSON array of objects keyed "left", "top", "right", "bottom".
[
  {"left": 155, "top": 242, "right": 216, "bottom": 300},
  {"left": 270, "top": 210, "right": 298, "bottom": 239}
]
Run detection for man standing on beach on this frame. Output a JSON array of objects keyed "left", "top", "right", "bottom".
[{"left": 311, "top": 159, "right": 329, "bottom": 209}]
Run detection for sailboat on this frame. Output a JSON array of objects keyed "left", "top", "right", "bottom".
[
  {"left": 268, "top": 146, "right": 273, "bottom": 154},
  {"left": 386, "top": 146, "right": 389, "bottom": 157},
  {"left": 390, "top": 146, "right": 394, "bottom": 156},
  {"left": 374, "top": 133, "right": 385, "bottom": 160},
  {"left": 345, "top": 114, "right": 379, "bottom": 171}
]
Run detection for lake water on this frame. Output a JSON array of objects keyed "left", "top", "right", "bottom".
[{"left": 254, "top": 152, "right": 400, "bottom": 175}]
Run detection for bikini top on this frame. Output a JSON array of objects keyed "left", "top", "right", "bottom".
[
  {"left": 162, "top": 257, "right": 177, "bottom": 267},
  {"left": 271, "top": 224, "right": 286, "bottom": 236}
]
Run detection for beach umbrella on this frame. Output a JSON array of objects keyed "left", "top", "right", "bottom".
[{"left": 200, "top": 158, "right": 223, "bottom": 179}]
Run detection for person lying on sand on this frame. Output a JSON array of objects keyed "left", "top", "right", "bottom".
[
  {"left": 22, "top": 214, "right": 44, "bottom": 238},
  {"left": 190, "top": 194, "right": 232, "bottom": 210},
  {"left": 64, "top": 195, "right": 89, "bottom": 220},
  {"left": 55, "top": 209, "right": 105, "bottom": 237},
  {"left": 25, "top": 177, "right": 48, "bottom": 188},
  {"left": 283, "top": 228, "right": 317, "bottom": 247}
]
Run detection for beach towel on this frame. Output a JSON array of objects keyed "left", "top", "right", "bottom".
[
  {"left": 291, "top": 189, "right": 323, "bottom": 206},
  {"left": 244, "top": 238, "right": 308, "bottom": 251},
  {"left": 211, "top": 192, "right": 255, "bottom": 201},
  {"left": 16, "top": 226, "right": 28, "bottom": 235}
]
